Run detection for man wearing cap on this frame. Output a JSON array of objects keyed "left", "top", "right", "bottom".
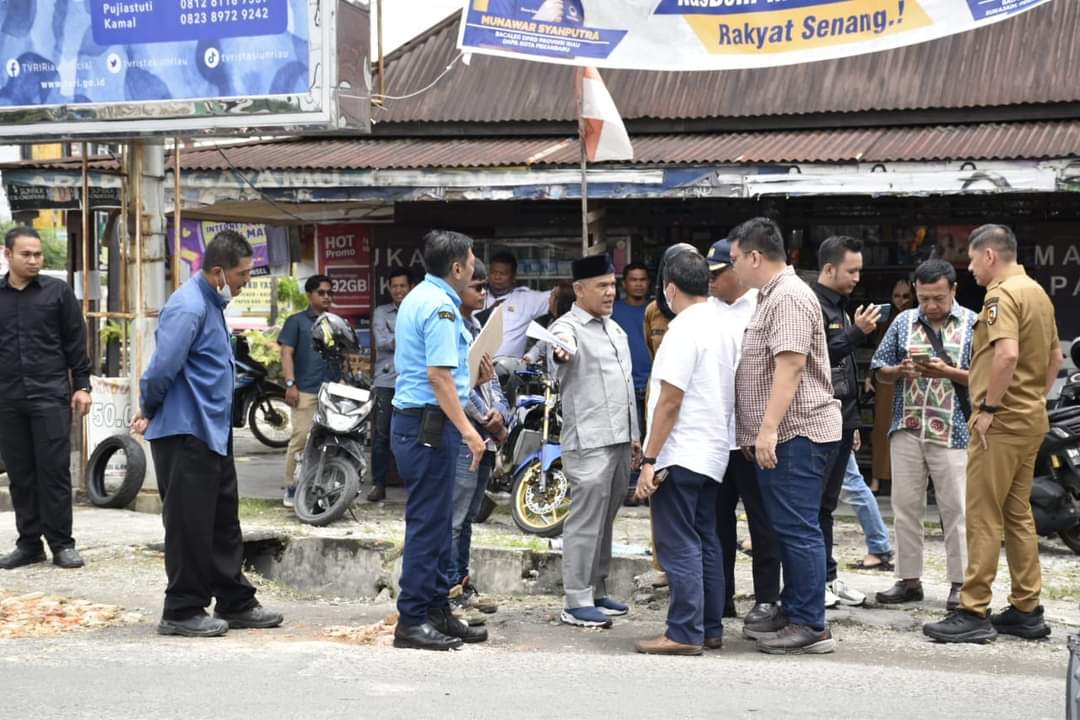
[
  {"left": 550, "top": 254, "right": 641, "bottom": 629},
  {"left": 706, "top": 238, "right": 783, "bottom": 631}
]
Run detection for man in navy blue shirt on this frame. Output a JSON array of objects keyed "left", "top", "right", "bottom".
[
  {"left": 131, "top": 230, "right": 283, "bottom": 638},
  {"left": 278, "top": 274, "right": 337, "bottom": 507},
  {"left": 611, "top": 262, "right": 652, "bottom": 432}
]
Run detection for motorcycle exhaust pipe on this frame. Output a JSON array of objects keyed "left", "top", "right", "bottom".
[{"left": 484, "top": 490, "right": 512, "bottom": 507}]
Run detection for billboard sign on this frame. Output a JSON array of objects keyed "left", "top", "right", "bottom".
[
  {"left": 166, "top": 219, "right": 276, "bottom": 281},
  {"left": 0, "top": 0, "right": 370, "bottom": 138},
  {"left": 315, "top": 223, "right": 372, "bottom": 318}
]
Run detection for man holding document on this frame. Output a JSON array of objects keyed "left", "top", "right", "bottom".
[{"left": 549, "top": 255, "right": 641, "bottom": 628}]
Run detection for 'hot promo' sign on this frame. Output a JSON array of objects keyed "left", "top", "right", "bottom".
[{"left": 315, "top": 224, "right": 372, "bottom": 317}]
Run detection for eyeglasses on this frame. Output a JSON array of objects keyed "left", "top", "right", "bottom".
[{"left": 314, "top": 289, "right": 334, "bottom": 297}]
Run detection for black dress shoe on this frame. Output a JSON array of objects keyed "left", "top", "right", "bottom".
[
  {"left": 393, "top": 621, "right": 464, "bottom": 651},
  {"left": 429, "top": 606, "right": 488, "bottom": 643},
  {"left": 52, "top": 547, "right": 84, "bottom": 569},
  {"left": 366, "top": 485, "right": 386, "bottom": 502},
  {"left": 743, "top": 602, "right": 781, "bottom": 627},
  {"left": 742, "top": 603, "right": 787, "bottom": 640},
  {"left": 876, "top": 580, "right": 924, "bottom": 605},
  {"left": 946, "top": 583, "right": 962, "bottom": 611},
  {"left": 157, "top": 614, "right": 229, "bottom": 637},
  {"left": 0, "top": 546, "right": 47, "bottom": 570},
  {"left": 214, "top": 604, "right": 284, "bottom": 629}
]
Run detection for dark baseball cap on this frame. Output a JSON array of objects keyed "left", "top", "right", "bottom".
[{"left": 706, "top": 239, "right": 732, "bottom": 271}]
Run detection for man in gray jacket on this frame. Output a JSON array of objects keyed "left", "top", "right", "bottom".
[{"left": 551, "top": 254, "right": 641, "bottom": 628}]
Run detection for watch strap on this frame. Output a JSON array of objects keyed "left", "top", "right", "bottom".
[{"left": 978, "top": 402, "right": 1000, "bottom": 414}]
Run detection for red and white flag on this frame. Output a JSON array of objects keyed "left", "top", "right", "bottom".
[{"left": 577, "top": 67, "right": 633, "bottom": 163}]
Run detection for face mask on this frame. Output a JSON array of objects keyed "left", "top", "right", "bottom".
[{"left": 217, "top": 270, "right": 233, "bottom": 303}]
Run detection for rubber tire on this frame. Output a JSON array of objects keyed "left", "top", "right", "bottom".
[
  {"left": 1059, "top": 526, "right": 1080, "bottom": 555},
  {"left": 294, "top": 455, "right": 359, "bottom": 526},
  {"left": 510, "top": 458, "right": 570, "bottom": 538},
  {"left": 248, "top": 389, "right": 291, "bottom": 449},
  {"left": 86, "top": 434, "right": 146, "bottom": 509},
  {"left": 473, "top": 495, "right": 497, "bottom": 524}
]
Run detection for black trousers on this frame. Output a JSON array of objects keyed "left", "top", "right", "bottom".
[
  {"left": 0, "top": 399, "right": 75, "bottom": 552},
  {"left": 716, "top": 450, "right": 781, "bottom": 606},
  {"left": 150, "top": 435, "right": 256, "bottom": 620},
  {"left": 371, "top": 387, "right": 395, "bottom": 489},
  {"left": 819, "top": 428, "right": 856, "bottom": 583}
]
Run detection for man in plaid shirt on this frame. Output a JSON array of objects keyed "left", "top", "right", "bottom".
[{"left": 729, "top": 217, "right": 843, "bottom": 655}]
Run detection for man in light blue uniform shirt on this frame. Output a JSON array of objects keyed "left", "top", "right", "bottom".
[
  {"left": 131, "top": 231, "right": 283, "bottom": 639},
  {"left": 391, "top": 230, "right": 487, "bottom": 651}
]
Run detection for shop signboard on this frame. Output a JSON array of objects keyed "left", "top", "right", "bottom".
[
  {"left": 166, "top": 219, "right": 274, "bottom": 282},
  {"left": 315, "top": 223, "right": 372, "bottom": 318}
]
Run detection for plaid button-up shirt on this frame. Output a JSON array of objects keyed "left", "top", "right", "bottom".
[{"left": 735, "top": 266, "right": 842, "bottom": 447}]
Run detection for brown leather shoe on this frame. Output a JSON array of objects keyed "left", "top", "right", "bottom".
[
  {"left": 635, "top": 635, "right": 703, "bottom": 656},
  {"left": 704, "top": 636, "right": 723, "bottom": 650},
  {"left": 875, "top": 580, "right": 923, "bottom": 605}
]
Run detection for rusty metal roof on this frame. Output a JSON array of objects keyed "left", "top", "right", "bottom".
[
  {"left": 375, "top": 3, "right": 1080, "bottom": 125},
  {"left": 159, "top": 121, "right": 1080, "bottom": 171}
]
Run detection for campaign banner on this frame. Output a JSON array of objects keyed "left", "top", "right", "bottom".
[
  {"left": 458, "top": 0, "right": 1053, "bottom": 70},
  {"left": 166, "top": 220, "right": 273, "bottom": 281},
  {"left": 0, "top": 0, "right": 309, "bottom": 109},
  {"left": 315, "top": 224, "right": 373, "bottom": 318}
]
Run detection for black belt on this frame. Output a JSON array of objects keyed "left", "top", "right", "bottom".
[{"left": 395, "top": 407, "right": 426, "bottom": 417}]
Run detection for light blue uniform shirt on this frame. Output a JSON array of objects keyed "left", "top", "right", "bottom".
[
  {"left": 392, "top": 274, "right": 471, "bottom": 409},
  {"left": 141, "top": 274, "right": 234, "bottom": 457}
]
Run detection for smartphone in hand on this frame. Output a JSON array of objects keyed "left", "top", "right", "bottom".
[
  {"left": 876, "top": 303, "right": 892, "bottom": 324},
  {"left": 909, "top": 351, "right": 932, "bottom": 365}
]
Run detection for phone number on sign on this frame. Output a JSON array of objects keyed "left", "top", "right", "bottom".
[
  {"left": 180, "top": 7, "right": 270, "bottom": 24},
  {"left": 180, "top": 0, "right": 270, "bottom": 8}
]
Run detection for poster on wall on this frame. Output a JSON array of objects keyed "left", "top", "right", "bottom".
[
  {"left": 933, "top": 224, "right": 977, "bottom": 267},
  {"left": 458, "top": 0, "right": 1053, "bottom": 71},
  {"left": 315, "top": 223, "right": 372, "bottom": 318},
  {"left": 166, "top": 220, "right": 275, "bottom": 282}
]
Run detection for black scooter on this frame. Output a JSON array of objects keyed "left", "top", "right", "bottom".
[
  {"left": 232, "top": 335, "right": 291, "bottom": 449},
  {"left": 1033, "top": 341, "right": 1080, "bottom": 553}
]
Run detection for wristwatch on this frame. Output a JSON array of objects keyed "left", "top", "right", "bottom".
[
  {"left": 640, "top": 457, "right": 657, "bottom": 467},
  {"left": 978, "top": 402, "right": 1000, "bottom": 414},
  {"left": 285, "top": 379, "right": 296, "bottom": 389}
]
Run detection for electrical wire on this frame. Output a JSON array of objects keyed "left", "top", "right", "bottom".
[
  {"left": 214, "top": 147, "right": 309, "bottom": 224},
  {"left": 371, "top": 52, "right": 464, "bottom": 102}
]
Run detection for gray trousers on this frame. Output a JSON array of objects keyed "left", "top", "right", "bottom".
[{"left": 561, "top": 443, "right": 630, "bottom": 609}]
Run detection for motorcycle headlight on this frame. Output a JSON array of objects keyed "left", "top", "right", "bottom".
[{"left": 317, "top": 386, "right": 364, "bottom": 433}]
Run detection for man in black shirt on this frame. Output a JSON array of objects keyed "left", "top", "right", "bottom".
[
  {"left": 0, "top": 227, "right": 92, "bottom": 570},
  {"left": 811, "top": 235, "right": 880, "bottom": 608}
]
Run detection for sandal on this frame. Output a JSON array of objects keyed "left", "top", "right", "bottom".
[{"left": 847, "top": 553, "right": 894, "bottom": 572}]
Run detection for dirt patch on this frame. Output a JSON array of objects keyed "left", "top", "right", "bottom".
[
  {"left": 324, "top": 612, "right": 399, "bottom": 647},
  {"left": 0, "top": 591, "right": 141, "bottom": 638}
]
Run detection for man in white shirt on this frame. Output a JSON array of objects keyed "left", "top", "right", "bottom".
[
  {"left": 634, "top": 249, "right": 740, "bottom": 656},
  {"left": 706, "top": 239, "right": 784, "bottom": 635},
  {"left": 479, "top": 251, "right": 551, "bottom": 358}
]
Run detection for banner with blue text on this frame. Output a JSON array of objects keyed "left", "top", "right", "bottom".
[{"left": 457, "top": 0, "right": 1053, "bottom": 70}]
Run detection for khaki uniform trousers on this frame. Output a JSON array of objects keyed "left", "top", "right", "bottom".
[
  {"left": 960, "top": 431, "right": 1042, "bottom": 616},
  {"left": 284, "top": 392, "right": 318, "bottom": 487}
]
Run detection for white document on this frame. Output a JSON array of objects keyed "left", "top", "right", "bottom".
[
  {"left": 469, "top": 305, "right": 504, "bottom": 387},
  {"left": 526, "top": 321, "right": 576, "bottom": 356}
]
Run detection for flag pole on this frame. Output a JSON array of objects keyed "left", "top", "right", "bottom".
[{"left": 576, "top": 68, "right": 589, "bottom": 256}]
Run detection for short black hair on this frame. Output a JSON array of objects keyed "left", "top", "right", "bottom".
[
  {"left": 305, "top": 274, "right": 332, "bottom": 294},
  {"left": 552, "top": 280, "right": 575, "bottom": 317},
  {"left": 665, "top": 250, "right": 710, "bottom": 298},
  {"left": 817, "top": 235, "right": 863, "bottom": 271},
  {"left": 729, "top": 217, "right": 785, "bottom": 262},
  {"left": 4, "top": 225, "right": 40, "bottom": 250},
  {"left": 622, "top": 262, "right": 649, "bottom": 278},
  {"left": 969, "top": 224, "right": 1017, "bottom": 259},
  {"left": 203, "top": 230, "right": 253, "bottom": 271},
  {"left": 423, "top": 230, "right": 473, "bottom": 278},
  {"left": 471, "top": 259, "right": 488, "bottom": 281},
  {"left": 387, "top": 268, "right": 412, "bottom": 285},
  {"left": 914, "top": 258, "right": 957, "bottom": 287},
  {"left": 489, "top": 251, "right": 518, "bottom": 276}
]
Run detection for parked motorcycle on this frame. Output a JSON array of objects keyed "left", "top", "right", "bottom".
[
  {"left": 1034, "top": 340, "right": 1080, "bottom": 553},
  {"left": 232, "top": 335, "right": 291, "bottom": 448},
  {"left": 293, "top": 313, "right": 373, "bottom": 526}
]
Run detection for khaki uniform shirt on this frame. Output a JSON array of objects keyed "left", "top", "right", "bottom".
[
  {"left": 969, "top": 265, "right": 1058, "bottom": 437},
  {"left": 643, "top": 300, "right": 669, "bottom": 359},
  {"left": 550, "top": 303, "right": 640, "bottom": 451},
  {"left": 735, "top": 267, "right": 842, "bottom": 447}
]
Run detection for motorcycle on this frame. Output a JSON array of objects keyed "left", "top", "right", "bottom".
[
  {"left": 478, "top": 359, "right": 570, "bottom": 537},
  {"left": 293, "top": 313, "right": 374, "bottom": 526},
  {"left": 232, "top": 335, "right": 291, "bottom": 449},
  {"left": 1033, "top": 340, "right": 1080, "bottom": 553}
]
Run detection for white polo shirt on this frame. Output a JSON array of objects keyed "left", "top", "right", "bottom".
[
  {"left": 484, "top": 285, "right": 551, "bottom": 358},
  {"left": 646, "top": 300, "right": 740, "bottom": 482}
]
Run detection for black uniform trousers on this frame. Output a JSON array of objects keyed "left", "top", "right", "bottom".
[
  {"left": 819, "top": 428, "right": 855, "bottom": 583},
  {"left": 716, "top": 449, "right": 781, "bottom": 607},
  {"left": 150, "top": 434, "right": 257, "bottom": 620},
  {"left": 0, "top": 400, "right": 75, "bottom": 552}
]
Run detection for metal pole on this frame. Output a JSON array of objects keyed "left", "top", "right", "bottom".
[
  {"left": 173, "top": 137, "right": 182, "bottom": 291},
  {"left": 377, "top": 0, "right": 386, "bottom": 100},
  {"left": 577, "top": 69, "right": 589, "bottom": 255},
  {"left": 132, "top": 143, "right": 144, "bottom": 420},
  {"left": 79, "top": 143, "right": 91, "bottom": 491}
]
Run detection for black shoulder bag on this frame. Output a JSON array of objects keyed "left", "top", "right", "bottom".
[{"left": 916, "top": 318, "right": 971, "bottom": 420}]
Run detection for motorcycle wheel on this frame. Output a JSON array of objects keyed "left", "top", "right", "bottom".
[
  {"left": 1059, "top": 526, "right": 1080, "bottom": 555},
  {"left": 294, "top": 455, "right": 359, "bottom": 526},
  {"left": 473, "top": 496, "right": 497, "bottom": 524},
  {"left": 86, "top": 434, "right": 147, "bottom": 509},
  {"left": 248, "top": 390, "right": 292, "bottom": 448},
  {"left": 510, "top": 458, "right": 571, "bottom": 538}
]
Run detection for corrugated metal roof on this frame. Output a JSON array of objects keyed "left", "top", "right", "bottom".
[
  {"left": 165, "top": 122, "right": 1080, "bottom": 171},
  {"left": 375, "top": 3, "right": 1080, "bottom": 124}
]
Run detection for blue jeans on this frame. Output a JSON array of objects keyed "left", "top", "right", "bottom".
[
  {"left": 840, "top": 452, "right": 892, "bottom": 557},
  {"left": 755, "top": 436, "right": 838, "bottom": 631},
  {"left": 390, "top": 411, "right": 461, "bottom": 626},
  {"left": 650, "top": 465, "right": 725, "bottom": 646},
  {"left": 447, "top": 445, "right": 495, "bottom": 587}
]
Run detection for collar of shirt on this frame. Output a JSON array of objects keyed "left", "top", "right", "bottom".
[
  {"left": 759, "top": 266, "right": 796, "bottom": 300},
  {"left": 425, "top": 273, "right": 462, "bottom": 306},
  {"left": 916, "top": 302, "right": 965, "bottom": 325},
  {"left": 0, "top": 273, "right": 40, "bottom": 291},
  {"left": 812, "top": 281, "right": 847, "bottom": 310},
  {"left": 569, "top": 302, "right": 608, "bottom": 325},
  {"left": 196, "top": 273, "right": 229, "bottom": 310},
  {"left": 987, "top": 264, "right": 1028, "bottom": 291}
]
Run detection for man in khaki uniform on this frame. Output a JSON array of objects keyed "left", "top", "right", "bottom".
[{"left": 924, "top": 225, "right": 1062, "bottom": 644}]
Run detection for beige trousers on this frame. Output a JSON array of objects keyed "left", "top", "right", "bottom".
[
  {"left": 284, "top": 391, "right": 318, "bottom": 488},
  {"left": 889, "top": 430, "right": 968, "bottom": 583}
]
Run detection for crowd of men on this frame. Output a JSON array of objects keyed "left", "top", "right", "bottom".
[{"left": 0, "top": 218, "right": 1062, "bottom": 652}]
